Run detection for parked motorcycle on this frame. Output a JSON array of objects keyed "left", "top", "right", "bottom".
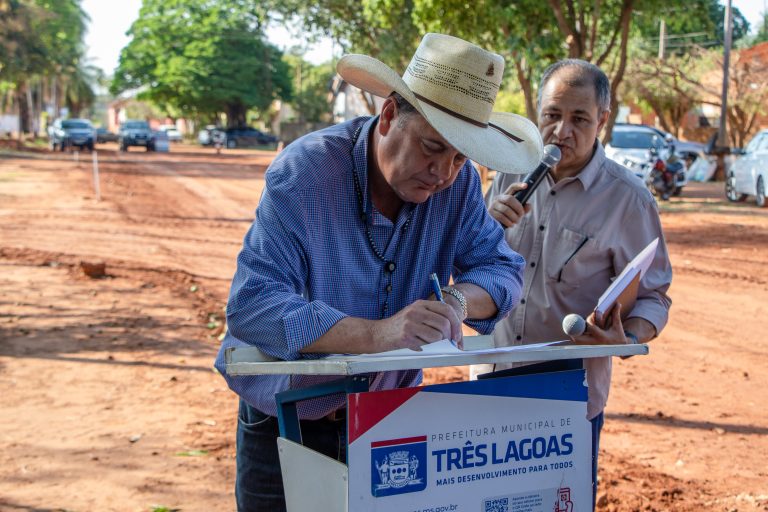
[{"left": 646, "top": 136, "right": 686, "bottom": 200}]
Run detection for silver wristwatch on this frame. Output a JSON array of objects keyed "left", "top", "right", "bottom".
[{"left": 441, "top": 286, "right": 468, "bottom": 319}]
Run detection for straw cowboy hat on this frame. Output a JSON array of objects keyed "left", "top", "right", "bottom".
[{"left": 337, "top": 33, "right": 543, "bottom": 174}]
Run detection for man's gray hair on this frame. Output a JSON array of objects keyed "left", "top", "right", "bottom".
[{"left": 537, "top": 59, "right": 611, "bottom": 114}]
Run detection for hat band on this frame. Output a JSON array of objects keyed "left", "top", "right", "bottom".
[{"left": 413, "top": 92, "right": 524, "bottom": 143}]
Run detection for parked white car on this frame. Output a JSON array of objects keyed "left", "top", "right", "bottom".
[
  {"left": 605, "top": 124, "right": 688, "bottom": 194},
  {"left": 726, "top": 129, "right": 768, "bottom": 207},
  {"left": 158, "top": 124, "right": 182, "bottom": 142}
]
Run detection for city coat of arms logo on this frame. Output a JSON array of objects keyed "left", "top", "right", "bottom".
[{"left": 370, "top": 436, "right": 427, "bottom": 497}]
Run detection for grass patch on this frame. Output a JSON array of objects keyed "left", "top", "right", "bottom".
[{"left": 175, "top": 449, "right": 208, "bottom": 457}]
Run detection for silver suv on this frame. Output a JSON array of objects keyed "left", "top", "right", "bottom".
[
  {"left": 118, "top": 120, "right": 155, "bottom": 152},
  {"left": 48, "top": 118, "right": 95, "bottom": 152}
]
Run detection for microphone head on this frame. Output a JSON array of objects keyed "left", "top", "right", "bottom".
[
  {"left": 542, "top": 144, "right": 562, "bottom": 167},
  {"left": 562, "top": 313, "right": 586, "bottom": 337}
]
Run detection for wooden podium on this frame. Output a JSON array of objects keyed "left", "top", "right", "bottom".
[{"left": 225, "top": 337, "right": 647, "bottom": 512}]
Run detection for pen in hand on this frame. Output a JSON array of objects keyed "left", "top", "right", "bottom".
[
  {"left": 429, "top": 273, "right": 457, "bottom": 348},
  {"left": 430, "top": 272, "right": 444, "bottom": 302}
]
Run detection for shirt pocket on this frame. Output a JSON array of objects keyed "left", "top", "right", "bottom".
[{"left": 545, "top": 226, "right": 605, "bottom": 288}]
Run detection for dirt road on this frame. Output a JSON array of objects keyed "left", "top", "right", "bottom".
[{"left": 1, "top": 145, "right": 766, "bottom": 511}]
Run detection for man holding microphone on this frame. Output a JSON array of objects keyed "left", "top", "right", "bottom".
[{"left": 484, "top": 59, "right": 673, "bottom": 507}]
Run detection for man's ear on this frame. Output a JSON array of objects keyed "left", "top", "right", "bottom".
[
  {"left": 596, "top": 109, "right": 610, "bottom": 134},
  {"left": 378, "top": 97, "right": 397, "bottom": 136}
]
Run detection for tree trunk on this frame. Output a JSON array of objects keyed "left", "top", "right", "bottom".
[
  {"left": 513, "top": 57, "right": 537, "bottom": 122},
  {"left": 26, "top": 84, "right": 34, "bottom": 136},
  {"left": 226, "top": 102, "right": 247, "bottom": 128},
  {"left": 601, "top": 0, "right": 633, "bottom": 144},
  {"left": 16, "top": 85, "right": 30, "bottom": 135}
]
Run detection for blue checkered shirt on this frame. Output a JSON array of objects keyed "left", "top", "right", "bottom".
[{"left": 214, "top": 116, "right": 525, "bottom": 419}]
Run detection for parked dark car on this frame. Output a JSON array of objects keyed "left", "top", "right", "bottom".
[
  {"left": 95, "top": 127, "right": 118, "bottom": 143},
  {"left": 48, "top": 118, "right": 95, "bottom": 152},
  {"left": 119, "top": 120, "right": 155, "bottom": 151},
  {"left": 218, "top": 127, "right": 278, "bottom": 148}
]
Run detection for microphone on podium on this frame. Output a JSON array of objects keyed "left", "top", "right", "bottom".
[
  {"left": 513, "top": 144, "right": 562, "bottom": 206},
  {"left": 562, "top": 313, "right": 586, "bottom": 337}
]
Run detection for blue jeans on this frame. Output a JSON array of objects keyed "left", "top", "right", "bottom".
[
  {"left": 591, "top": 411, "right": 605, "bottom": 511},
  {"left": 235, "top": 400, "right": 347, "bottom": 512}
]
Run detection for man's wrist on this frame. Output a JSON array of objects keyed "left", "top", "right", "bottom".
[
  {"left": 623, "top": 330, "right": 639, "bottom": 345},
  {"left": 441, "top": 286, "right": 468, "bottom": 320}
]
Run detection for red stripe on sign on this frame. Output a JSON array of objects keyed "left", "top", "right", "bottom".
[
  {"left": 371, "top": 436, "right": 427, "bottom": 448},
  {"left": 347, "top": 386, "right": 422, "bottom": 444}
]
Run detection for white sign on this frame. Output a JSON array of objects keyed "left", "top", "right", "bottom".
[{"left": 348, "top": 371, "right": 591, "bottom": 511}]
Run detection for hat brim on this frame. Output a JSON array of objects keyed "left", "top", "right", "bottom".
[{"left": 337, "top": 54, "right": 543, "bottom": 174}]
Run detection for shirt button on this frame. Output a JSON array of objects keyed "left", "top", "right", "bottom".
[
  {"left": 550, "top": 190, "right": 556, "bottom": 196},
  {"left": 539, "top": 225, "right": 545, "bottom": 231},
  {"left": 530, "top": 262, "right": 536, "bottom": 268},
  {"left": 520, "top": 299, "right": 526, "bottom": 304},
  {"left": 383, "top": 304, "right": 388, "bottom": 311},
  {"left": 386, "top": 261, "right": 396, "bottom": 272},
  {"left": 516, "top": 335, "right": 522, "bottom": 341},
  {"left": 386, "top": 284, "right": 392, "bottom": 292}
]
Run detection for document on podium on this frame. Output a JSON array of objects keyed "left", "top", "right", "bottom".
[
  {"left": 594, "top": 237, "right": 658, "bottom": 328},
  {"left": 336, "top": 339, "right": 561, "bottom": 360}
]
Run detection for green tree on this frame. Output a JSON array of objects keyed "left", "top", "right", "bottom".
[
  {"left": 753, "top": 10, "right": 768, "bottom": 45},
  {"left": 284, "top": 53, "right": 335, "bottom": 123},
  {"left": 0, "top": 0, "right": 90, "bottom": 133},
  {"left": 633, "top": 0, "right": 750, "bottom": 55},
  {"left": 626, "top": 46, "right": 767, "bottom": 148},
  {"left": 624, "top": 54, "right": 701, "bottom": 137},
  {"left": 112, "top": 0, "right": 292, "bottom": 127}
]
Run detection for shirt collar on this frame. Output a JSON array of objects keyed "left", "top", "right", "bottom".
[
  {"left": 571, "top": 140, "right": 606, "bottom": 191},
  {"left": 351, "top": 116, "right": 378, "bottom": 214}
]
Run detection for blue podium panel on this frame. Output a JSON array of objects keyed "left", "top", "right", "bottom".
[{"left": 348, "top": 370, "right": 590, "bottom": 512}]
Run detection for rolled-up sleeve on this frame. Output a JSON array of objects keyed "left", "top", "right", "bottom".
[
  {"left": 453, "top": 169, "right": 526, "bottom": 334},
  {"left": 226, "top": 181, "right": 348, "bottom": 360}
]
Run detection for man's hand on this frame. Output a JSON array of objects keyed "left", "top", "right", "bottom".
[
  {"left": 371, "top": 299, "right": 463, "bottom": 351},
  {"left": 488, "top": 182, "right": 532, "bottom": 228},
  {"left": 569, "top": 303, "right": 629, "bottom": 345}
]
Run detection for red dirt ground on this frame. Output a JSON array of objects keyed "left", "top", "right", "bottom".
[{"left": 1, "top": 144, "right": 766, "bottom": 511}]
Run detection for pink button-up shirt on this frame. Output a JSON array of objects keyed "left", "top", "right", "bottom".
[{"left": 485, "top": 141, "right": 672, "bottom": 419}]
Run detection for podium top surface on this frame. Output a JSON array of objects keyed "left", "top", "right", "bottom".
[{"left": 225, "top": 335, "right": 648, "bottom": 376}]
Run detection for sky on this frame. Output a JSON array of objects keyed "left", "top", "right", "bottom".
[{"left": 81, "top": 0, "right": 765, "bottom": 76}]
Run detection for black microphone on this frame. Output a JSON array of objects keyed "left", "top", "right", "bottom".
[{"left": 513, "top": 144, "right": 561, "bottom": 206}]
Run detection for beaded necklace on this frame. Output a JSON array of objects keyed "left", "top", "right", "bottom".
[{"left": 349, "top": 125, "right": 415, "bottom": 317}]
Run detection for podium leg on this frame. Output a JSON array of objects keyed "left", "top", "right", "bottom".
[{"left": 275, "top": 375, "right": 369, "bottom": 446}]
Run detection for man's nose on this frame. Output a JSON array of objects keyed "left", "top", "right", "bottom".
[
  {"left": 430, "top": 155, "right": 455, "bottom": 181},
  {"left": 553, "top": 120, "right": 572, "bottom": 139}
]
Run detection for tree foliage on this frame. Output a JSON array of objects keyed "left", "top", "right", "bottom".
[
  {"left": 623, "top": 55, "right": 701, "bottom": 137},
  {"left": 626, "top": 46, "right": 768, "bottom": 148},
  {"left": 274, "top": 0, "right": 752, "bottom": 144},
  {"left": 284, "top": 53, "right": 335, "bottom": 123},
  {"left": 634, "top": 0, "right": 749, "bottom": 51},
  {"left": 0, "top": 0, "right": 93, "bottom": 133},
  {"left": 111, "top": 0, "right": 293, "bottom": 127},
  {"left": 753, "top": 10, "right": 768, "bottom": 45}
]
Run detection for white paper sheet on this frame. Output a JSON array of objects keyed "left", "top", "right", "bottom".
[{"left": 329, "top": 339, "right": 563, "bottom": 359}]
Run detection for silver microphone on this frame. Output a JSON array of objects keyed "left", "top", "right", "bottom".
[{"left": 562, "top": 313, "right": 586, "bottom": 337}]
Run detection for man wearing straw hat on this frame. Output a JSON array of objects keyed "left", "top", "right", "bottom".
[{"left": 214, "top": 33, "right": 543, "bottom": 511}]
